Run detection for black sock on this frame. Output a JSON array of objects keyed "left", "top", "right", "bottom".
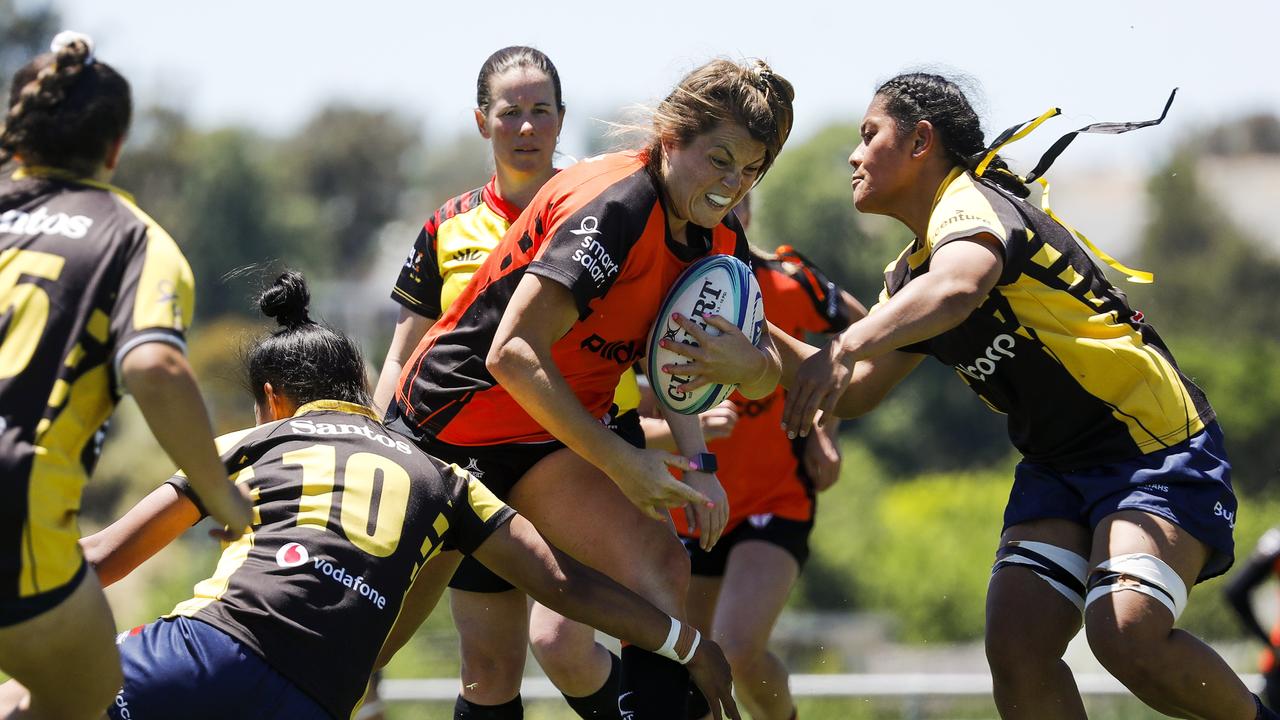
[
  {"left": 454, "top": 694, "right": 523, "bottom": 720},
  {"left": 1256, "top": 693, "right": 1279, "bottom": 720},
  {"left": 563, "top": 651, "right": 622, "bottom": 719},
  {"left": 685, "top": 680, "right": 710, "bottom": 720},
  {"left": 618, "top": 645, "right": 689, "bottom": 719}
]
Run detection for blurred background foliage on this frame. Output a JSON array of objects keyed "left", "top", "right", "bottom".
[{"left": 6, "top": 4, "right": 1280, "bottom": 714}]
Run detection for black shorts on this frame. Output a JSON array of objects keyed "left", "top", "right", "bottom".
[
  {"left": 391, "top": 407, "right": 645, "bottom": 594},
  {"left": 0, "top": 560, "right": 85, "bottom": 627},
  {"left": 682, "top": 514, "right": 813, "bottom": 577}
]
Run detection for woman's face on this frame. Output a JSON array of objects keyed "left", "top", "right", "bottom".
[
  {"left": 661, "top": 122, "right": 765, "bottom": 230},
  {"left": 476, "top": 67, "right": 564, "bottom": 177},
  {"left": 848, "top": 95, "right": 918, "bottom": 215}
]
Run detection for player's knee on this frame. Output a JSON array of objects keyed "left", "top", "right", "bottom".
[
  {"left": 1084, "top": 553, "right": 1186, "bottom": 695},
  {"left": 1086, "top": 625, "right": 1165, "bottom": 699},
  {"left": 528, "top": 627, "right": 592, "bottom": 678},
  {"left": 458, "top": 638, "right": 526, "bottom": 687},
  {"left": 984, "top": 614, "right": 1071, "bottom": 689},
  {"left": 625, "top": 535, "right": 691, "bottom": 604},
  {"left": 655, "top": 538, "right": 692, "bottom": 595},
  {"left": 717, "top": 632, "right": 767, "bottom": 679}
]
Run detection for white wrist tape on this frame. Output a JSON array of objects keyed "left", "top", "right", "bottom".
[{"left": 655, "top": 616, "right": 701, "bottom": 664}]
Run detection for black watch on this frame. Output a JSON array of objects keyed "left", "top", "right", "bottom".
[{"left": 690, "top": 452, "right": 718, "bottom": 474}]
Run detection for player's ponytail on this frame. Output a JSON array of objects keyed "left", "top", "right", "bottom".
[
  {"left": 245, "top": 271, "right": 371, "bottom": 409},
  {"left": 1, "top": 31, "right": 131, "bottom": 174}
]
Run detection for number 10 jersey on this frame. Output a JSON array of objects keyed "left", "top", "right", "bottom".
[{"left": 167, "top": 401, "right": 515, "bottom": 720}]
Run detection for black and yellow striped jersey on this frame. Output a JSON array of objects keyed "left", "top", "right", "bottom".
[
  {"left": 167, "top": 400, "right": 515, "bottom": 720},
  {"left": 392, "top": 176, "right": 521, "bottom": 319},
  {"left": 879, "top": 167, "right": 1214, "bottom": 469},
  {"left": 0, "top": 166, "right": 194, "bottom": 599}
]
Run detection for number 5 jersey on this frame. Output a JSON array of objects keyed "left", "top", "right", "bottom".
[{"left": 0, "top": 167, "right": 194, "bottom": 600}]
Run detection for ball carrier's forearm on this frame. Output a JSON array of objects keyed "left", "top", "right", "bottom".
[{"left": 475, "top": 517, "right": 692, "bottom": 657}]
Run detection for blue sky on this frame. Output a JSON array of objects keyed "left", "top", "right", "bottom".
[{"left": 46, "top": 0, "right": 1280, "bottom": 171}]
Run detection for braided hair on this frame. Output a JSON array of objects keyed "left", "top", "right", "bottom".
[
  {"left": 1, "top": 32, "right": 131, "bottom": 174},
  {"left": 245, "top": 271, "right": 371, "bottom": 408},
  {"left": 874, "top": 73, "right": 1029, "bottom": 198}
]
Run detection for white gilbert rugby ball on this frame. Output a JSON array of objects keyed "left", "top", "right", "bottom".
[{"left": 647, "top": 254, "right": 764, "bottom": 415}]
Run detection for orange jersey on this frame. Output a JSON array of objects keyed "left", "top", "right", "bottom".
[
  {"left": 396, "top": 152, "right": 748, "bottom": 445},
  {"left": 676, "top": 247, "right": 851, "bottom": 535}
]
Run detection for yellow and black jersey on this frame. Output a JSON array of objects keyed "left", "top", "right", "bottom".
[
  {"left": 166, "top": 401, "right": 515, "bottom": 720},
  {"left": 879, "top": 167, "right": 1214, "bottom": 469},
  {"left": 391, "top": 176, "right": 521, "bottom": 319},
  {"left": 0, "top": 167, "right": 193, "bottom": 599}
]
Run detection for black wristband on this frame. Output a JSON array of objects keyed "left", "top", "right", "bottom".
[{"left": 690, "top": 452, "right": 718, "bottom": 473}]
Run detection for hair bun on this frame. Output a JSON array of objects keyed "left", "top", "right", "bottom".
[
  {"left": 258, "top": 270, "right": 313, "bottom": 328},
  {"left": 50, "top": 31, "right": 95, "bottom": 65}
]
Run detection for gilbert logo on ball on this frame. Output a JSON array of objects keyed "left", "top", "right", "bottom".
[
  {"left": 276, "top": 542, "right": 310, "bottom": 568},
  {"left": 647, "top": 255, "right": 764, "bottom": 415}
]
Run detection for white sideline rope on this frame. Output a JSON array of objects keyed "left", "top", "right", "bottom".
[{"left": 378, "top": 673, "right": 1264, "bottom": 701}]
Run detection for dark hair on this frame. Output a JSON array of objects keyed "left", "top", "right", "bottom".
[
  {"left": 245, "top": 271, "right": 371, "bottom": 408},
  {"left": 874, "top": 72, "right": 1029, "bottom": 198},
  {"left": 1, "top": 35, "right": 132, "bottom": 174},
  {"left": 645, "top": 59, "right": 794, "bottom": 181},
  {"left": 476, "top": 46, "right": 564, "bottom": 115}
]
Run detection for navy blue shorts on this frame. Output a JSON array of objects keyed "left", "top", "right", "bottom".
[
  {"left": 1004, "top": 422, "right": 1236, "bottom": 581},
  {"left": 682, "top": 514, "right": 813, "bottom": 577},
  {"left": 109, "top": 616, "right": 331, "bottom": 720}
]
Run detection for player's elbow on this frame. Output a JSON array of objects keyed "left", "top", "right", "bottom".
[
  {"left": 933, "top": 278, "right": 988, "bottom": 328},
  {"left": 485, "top": 338, "right": 518, "bottom": 383},
  {"left": 120, "top": 342, "right": 189, "bottom": 396},
  {"left": 486, "top": 335, "right": 542, "bottom": 388}
]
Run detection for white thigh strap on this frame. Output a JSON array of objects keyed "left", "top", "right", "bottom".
[
  {"left": 1086, "top": 552, "right": 1188, "bottom": 620},
  {"left": 992, "top": 541, "right": 1089, "bottom": 612}
]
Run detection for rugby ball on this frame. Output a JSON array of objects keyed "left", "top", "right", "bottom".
[{"left": 647, "top": 255, "right": 764, "bottom": 415}]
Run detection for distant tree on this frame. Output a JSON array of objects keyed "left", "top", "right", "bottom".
[
  {"left": 406, "top": 131, "right": 489, "bottom": 219},
  {"left": 114, "top": 113, "right": 304, "bottom": 319},
  {"left": 1130, "top": 151, "right": 1280, "bottom": 341},
  {"left": 0, "top": 0, "right": 59, "bottom": 98},
  {"left": 1202, "top": 113, "right": 1280, "bottom": 156},
  {"left": 274, "top": 105, "right": 421, "bottom": 274}
]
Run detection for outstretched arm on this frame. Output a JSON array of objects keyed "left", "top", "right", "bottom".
[
  {"left": 80, "top": 484, "right": 202, "bottom": 587},
  {"left": 783, "top": 236, "right": 1002, "bottom": 436}
]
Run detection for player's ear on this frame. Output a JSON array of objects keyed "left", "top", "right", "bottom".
[
  {"left": 261, "top": 382, "right": 297, "bottom": 421},
  {"left": 474, "top": 108, "right": 491, "bottom": 139}
]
